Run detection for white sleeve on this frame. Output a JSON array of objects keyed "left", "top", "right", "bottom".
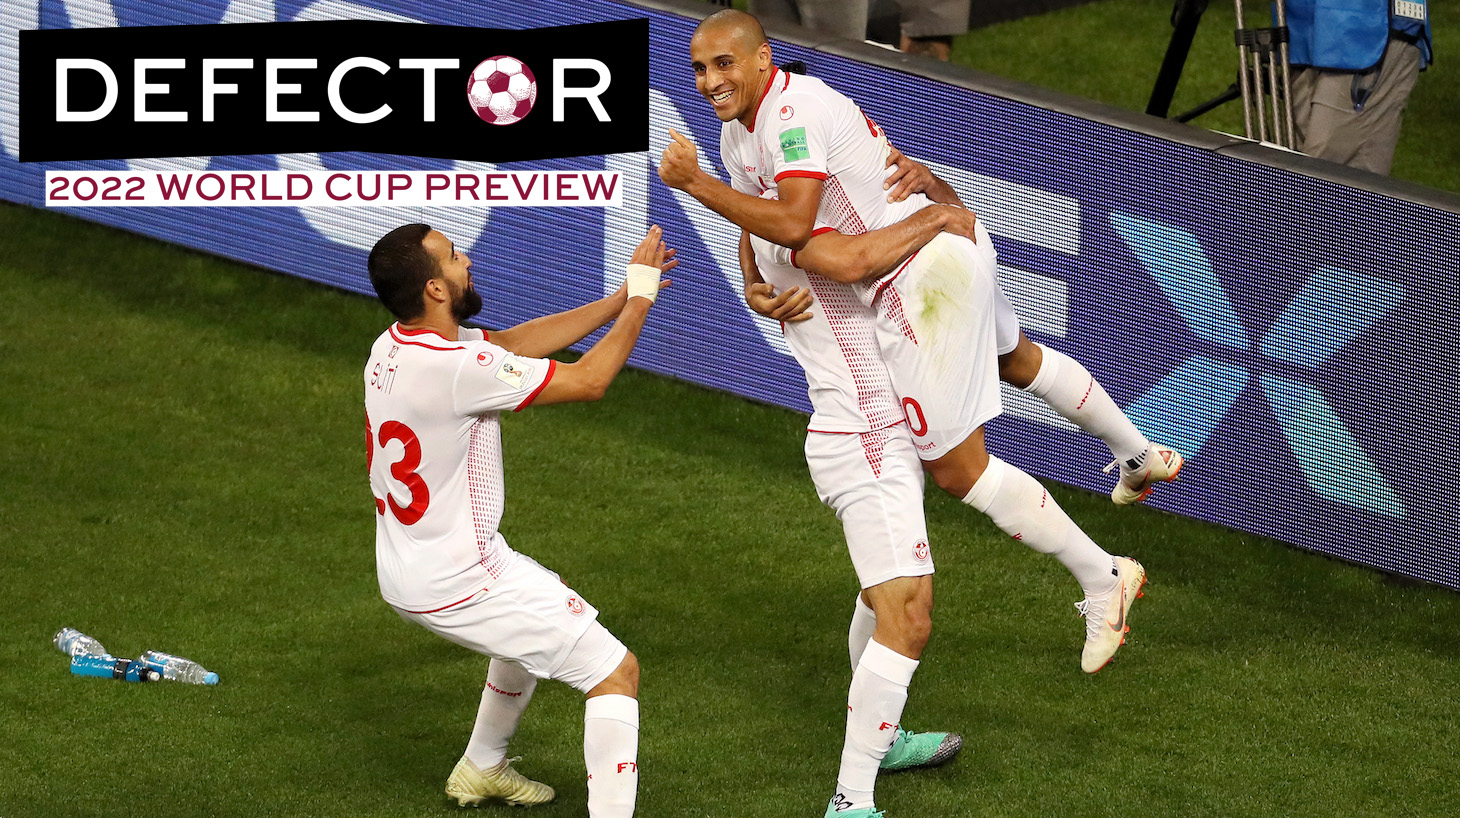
[
  {"left": 722, "top": 144, "right": 758, "bottom": 195},
  {"left": 770, "top": 91, "right": 835, "bottom": 183},
  {"left": 749, "top": 232, "right": 793, "bottom": 271},
  {"left": 458, "top": 327, "right": 487, "bottom": 342},
  {"left": 451, "top": 342, "right": 557, "bottom": 415}
]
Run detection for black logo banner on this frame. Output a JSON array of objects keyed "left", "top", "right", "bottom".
[{"left": 19, "top": 19, "right": 648, "bottom": 163}]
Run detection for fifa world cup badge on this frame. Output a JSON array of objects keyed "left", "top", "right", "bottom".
[{"left": 495, "top": 358, "right": 533, "bottom": 389}]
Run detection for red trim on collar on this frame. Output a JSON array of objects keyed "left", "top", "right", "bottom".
[
  {"left": 389, "top": 324, "right": 464, "bottom": 351},
  {"left": 745, "top": 65, "right": 780, "bottom": 133},
  {"left": 393, "top": 323, "right": 449, "bottom": 339}
]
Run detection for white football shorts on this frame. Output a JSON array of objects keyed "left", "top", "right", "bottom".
[
  {"left": 395, "top": 554, "right": 628, "bottom": 694},
  {"left": 992, "top": 281, "right": 1021, "bottom": 356},
  {"left": 874, "top": 227, "right": 1003, "bottom": 461},
  {"left": 805, "top": 425, "right": 933, "bottom": 589}
]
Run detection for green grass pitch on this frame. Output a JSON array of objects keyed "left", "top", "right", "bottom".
[{"left": 1, "top": 201, "right": 1457, "bottom": 818}]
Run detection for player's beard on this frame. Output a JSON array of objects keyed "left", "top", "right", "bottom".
[{"left": 448, "top": 279, "right": 483, "bottom": 323}]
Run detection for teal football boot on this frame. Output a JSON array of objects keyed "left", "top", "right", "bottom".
[
  {"left": 824, "top": 798, "right": 885, "bottom": 818},
  {"left": 879, "top": 727, "right": 962, "bottom": 772}
]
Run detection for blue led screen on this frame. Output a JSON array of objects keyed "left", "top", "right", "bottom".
[{"left": 2, "top": 0, "right": 1456, "bottom": 589}]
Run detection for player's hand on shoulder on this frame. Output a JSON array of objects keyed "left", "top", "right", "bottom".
[
  {"left": 937, "top": 204, "right": 979, "bottom": 243},
  {"left": 884, "top": 144, "right": 935, "bottom": 203},
  {"left": 658, "top": 129, "right": 702, "bottom": 191},
  {"left": 625, "top": 225, "right": 676, "bottom": 304},
  {"left": 745, "top": 281, "right": 815, "bottom": 322}
]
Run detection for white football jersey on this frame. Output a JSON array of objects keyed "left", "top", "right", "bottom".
[
  {"left": 719, "top": 67, "right": 933, "bottom": 236},
  {"left": 364, "top": 324, "right": 555, "bottom": 612},
  {"left": 749, "top": 230, "right": 901, "bottom": 433}
]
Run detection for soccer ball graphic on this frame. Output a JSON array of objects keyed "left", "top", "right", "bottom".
[{"left": 467, "top": 57, "right": 537, "bottom": 126}]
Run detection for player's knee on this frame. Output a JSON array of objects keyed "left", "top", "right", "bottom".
[
  {"left": 901, "top": 602, "right": 932, "bottom": 651},
  {"left": 925, "top": 435, "right": 990, "bottom": 499},
  {"left": 874, "top": 579, "right": 933, "bottom": 652},
  {"left": 927, "top": 459, "right": 978, "bottom": 499},
  {"left": 587, "top": 649, "right": 639, "bottom": 698},
  {"left": 906, "top": 581, "right": 933, "bottom": 642},
  {"left": 998, "top": 337, "right": 1041, "bottom": 389},
  {"left": 613, "top": 650, "right": 640, "bottom": 696}
]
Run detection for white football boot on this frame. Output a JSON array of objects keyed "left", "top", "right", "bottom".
[
  {"left": 1076, "top": 557, "right": 1146, "bottom": 673},
  {"left": 1107, "top": 444, "right": 1184, "bottom": 505},
  {"left": 445, "top": 756, "right": 555, "bottom": 807}
]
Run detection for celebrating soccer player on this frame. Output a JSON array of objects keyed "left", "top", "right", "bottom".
[
  {"left": 660, "top": 10, "right": 1182, "bottom": 817},
  {"left": 364, "top": 223, "right": 674, "bottom": 816}
]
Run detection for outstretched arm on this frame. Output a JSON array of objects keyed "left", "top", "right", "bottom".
[
  {"left": 530, "top": 227, "right": 671, "bottom": 405},
  {"left": 491, "top": 250, "right": 676, "bottom": 358},
  {"left": 796, "top": 204, "right": 978, "bottom": 284},
  {"left": 659, "top": 129, "right": 823, "bottom": 250}
]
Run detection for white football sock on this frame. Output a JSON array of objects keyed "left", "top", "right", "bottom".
[
  {"left": 1024, "top": 343, "right": 1150, "bottom": 466},
  {"left": 836, "top": 639, "right": 918, "bottom": 811},
  {"left": 848, "top": 594, "right": 877, "bottom": 671},
  {"left": 465, "top": 659, "right": 538, "bottom": 768},
  {"left": 964, "top": 456, "right": 1118, "bottom": 595},
  {"left": 584, "top": 694, "right": 639, "bottom": 818}
]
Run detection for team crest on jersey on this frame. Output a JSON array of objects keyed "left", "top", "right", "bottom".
[
  {"left": 566, "top": 595, "right": 585, "bottom": 616},
  {"left": 779, "top": 105, "right": 794, "bottom": 120},
  {"left": 495, "top": 357, "right": 533, "bottom": 388},
  {"left": 476, "top": 350, "right": 496, "bottom": 367},
  {"left": 913, "top": 540, "right": 930, "bottom": 562}
]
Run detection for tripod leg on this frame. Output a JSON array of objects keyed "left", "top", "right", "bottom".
[
  {"left": 1233, "top": 0, "right": 1255, "bottom": 139},
  {"left": 1266, "top": 45, "right": 1284, "bottom": 145},
  {"left": 1175, "top": 83, "right": 1241, "bottom": 123},
  {"left": 1147, "top": 0, "right": 1210, "bottom": 118},
  {"left": 1251, "top": 50, "right": 1268, "bottom": 141},
  {"left": 1275, "top": 0, "right": 1297, "bottom": 147}
]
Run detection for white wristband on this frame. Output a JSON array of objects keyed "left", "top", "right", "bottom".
[{"left": 625, "top": 263, "right": 661, "bottom": 303}]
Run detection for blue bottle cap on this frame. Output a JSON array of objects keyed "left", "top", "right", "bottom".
[{"left": 204, "top": 672, "right": 219, "bottom": 685}]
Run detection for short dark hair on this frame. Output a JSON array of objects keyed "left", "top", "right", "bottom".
[
  {"left": 368, "top": 223, "right": 437, "bottom": 321},
  {"left": 695, "top": 9, "right": 768, "bottom": 47}
]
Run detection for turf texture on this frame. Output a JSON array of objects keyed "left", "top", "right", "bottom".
[{"left": 1, "top": 202, "right": 1457, "bottom": 817}]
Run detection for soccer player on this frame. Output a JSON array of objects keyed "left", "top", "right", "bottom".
[
  {"left": 739, "top": 198, "right": 981, "bottom": 815},
  {"left": 848, "top": 143, "right": 1179, "bottom": 506},
  {"left": 364, "top": 222, "right": 674, "bottom": 816},
  {"left": 660, "top": 10, "right": 1178, "bottom": 816}
]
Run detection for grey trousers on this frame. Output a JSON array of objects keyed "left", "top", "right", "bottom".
[
  {"left": 1290, "top": 35, "right": 1423, "bottom": 176},
  {"left": 748, "top": 0, "right": 869, "bottom": 42},
  {"left": 900, "top": 0, "right": 970, "bottom": 38}
]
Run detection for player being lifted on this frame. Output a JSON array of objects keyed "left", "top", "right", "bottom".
[
  {"left": 364, "top": 222, "right": 674, "bottom": 817},
  {"left": 659, "top": 10, "right": 1181, "bottom": 817}
]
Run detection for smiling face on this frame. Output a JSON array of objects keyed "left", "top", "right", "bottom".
[{"left": 690, "top": 21, "right": 772, "bottom": 126}]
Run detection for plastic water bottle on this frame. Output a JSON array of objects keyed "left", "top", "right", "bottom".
[
  {"left": 70, "top": 654, "right": 159, "bottom": 682},
  {"left": 137, "top": 650, "right": 219, "bottom": 685},
  {"left": 54, "top": 628, "right": 108, "bottom": 658}
]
